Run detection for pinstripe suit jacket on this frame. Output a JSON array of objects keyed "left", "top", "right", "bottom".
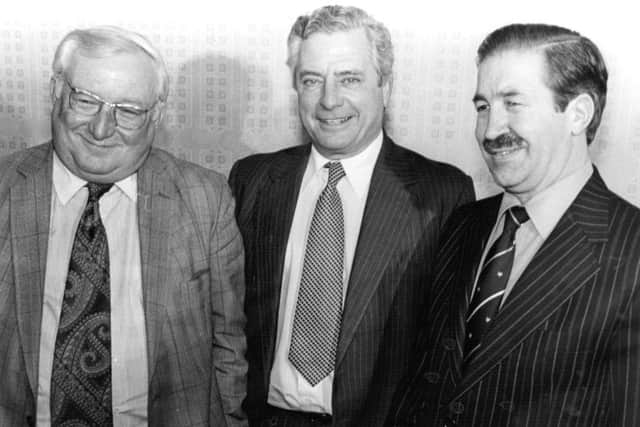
[
  {"left": 0, "top": 142, "right": 248, "bottom": 427},
  {"left": 388, "top": 169, "right": 640, "bottom": 427},
  {"left": 229, "top": 134, "right": 474, "bottom": 426}
]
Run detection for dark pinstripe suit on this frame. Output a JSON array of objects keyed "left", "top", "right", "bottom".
[
  {"left": 388, "top": 169, "right": 640, "bottom": 427},
  {"left": 229, "top": 134, "right": 474, "bottom": 426}
]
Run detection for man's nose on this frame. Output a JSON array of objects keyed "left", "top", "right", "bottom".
[
  {"left": 320, "top": 82, "right": 343, "bottom": 109},
  {"left": 88, "top": 105, "right": 117, "bottom": 140},
  {"left": 483, "top": 108, "right": 508, "bottom": 141}
]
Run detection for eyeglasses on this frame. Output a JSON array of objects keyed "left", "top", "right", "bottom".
[{"left": 62, "top": 77, "right": 158, "bottom": 130}]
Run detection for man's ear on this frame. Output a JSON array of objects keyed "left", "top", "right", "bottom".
[
  {"left": 50, "top": 76, "right": 64, "bottom": 103},
  {"left": 151, "top": 100, "right": 166, "bottom": 127},
  {"left": 382, "top": 75, "right": 393, "bottom": 108},
  {"left": 567, "top": 93, "right": 595, "bottom": 137}
]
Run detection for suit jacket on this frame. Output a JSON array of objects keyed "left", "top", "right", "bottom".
[
  {"left": 388, "top": 169, "right": 640, "bottom": 427},
  {"left": 0, "top": 142, "right": 248, "bottom": 427},
  {"left": 229, "top": 134, "right": 474, "bottom": 426}
]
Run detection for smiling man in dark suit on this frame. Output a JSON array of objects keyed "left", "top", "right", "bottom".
[
  {"left": 229, "top": 5, "right": 474, "bottom": 427},
  {"left": 388, "top": 23, "right": 640, "bottom": 427}
]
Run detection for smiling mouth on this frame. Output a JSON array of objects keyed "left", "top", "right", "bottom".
[
  {"left": 486, "top": 145, "right": 523, "bottom": 157},
  {"left": 483, "top": 133, "right": 525, "bottom": 157},
  {"left": 318, "top": 115, "right": 354, "bottom": 126},
  {"left": 79, "top": 134, "right": 117, "bottom": 149}
]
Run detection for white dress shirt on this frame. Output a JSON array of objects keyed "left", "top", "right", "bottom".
[
  {"left": 473, "top": 161, "right": 594, "bottom": 306},
  {"left": 268, "top": 132, "right": 384, "bottom": 414},
  {"left": 37, "top": 152, "right": 148, "bottom": 426}
]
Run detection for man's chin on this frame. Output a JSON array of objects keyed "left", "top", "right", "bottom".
[{"left": 63, "top": 152, "right": 121, "bottom": 181}]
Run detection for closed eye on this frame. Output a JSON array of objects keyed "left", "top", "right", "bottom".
[
  {"left": 117, "top": 106, "right": 146, "bottom": 117},
  {"left": 341, "top": 76, "right": 361, "bottom": 85},
  {"left": 74, "top": 95, "right": 99, "bottom": 105}
]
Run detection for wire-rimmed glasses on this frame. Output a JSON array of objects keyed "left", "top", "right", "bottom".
[{"left": 62, "top": 76, "right": 158, "bottom": 130}]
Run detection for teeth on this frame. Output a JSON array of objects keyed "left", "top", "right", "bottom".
[
  {"left": 320, "top": 116, "right": 351, "bottom": 125},
  {"left": 492, "top": 147, "right": 519, "bottom": 157}
]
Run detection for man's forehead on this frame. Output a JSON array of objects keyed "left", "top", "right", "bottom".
[
  {"left": 66, "top": 51, "right": 158, "bottom": 101},
  {"left": 479, "top": 48, "right": 546, "bottom": 74},
  {"left": 298, "top": 29, "right": 372, "bottom": 69},
  {"left": 476, "top": 48, "right": 547, "bottom": 92},
  {"left": 68, "top": 49, "right": 154, "bottom": 73}
]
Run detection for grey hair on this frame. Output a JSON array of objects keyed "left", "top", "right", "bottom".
[
  {"left": 52, "top": 26, "right": 169, "bottom": 102},
  {"left": 286, "top": 5, "right": 393, "bottom": 88}
]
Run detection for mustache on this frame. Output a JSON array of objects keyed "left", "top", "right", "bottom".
[{"left": 483, "top": 132, "right": 525, "bottom": 151}]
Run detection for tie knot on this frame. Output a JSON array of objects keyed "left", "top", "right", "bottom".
[
  {"left": 325, "top": 162, "right": 345, "bottom": 188},
  {"left": 504, "top": 206, "right": 529, "bottom": 232},
  {"left": 87, "top": 182, "right": 113, "bottom": 202}
]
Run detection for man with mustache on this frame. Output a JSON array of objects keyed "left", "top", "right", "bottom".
[
  {"left": 387, "top": 24, "right": 640, "bottom": 426},
  {"left": 229, "top": 5, "right": 474, "bottom": 426},
  {"left": 0, "top": 26, "right": 247, "bottom": 426}
]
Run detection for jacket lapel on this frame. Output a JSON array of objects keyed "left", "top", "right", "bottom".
[
  {"left": 445, "top": 195, "right": 501, "bottom": 381},
  {"left": 336, "top": 136, "right": 421, "bottom": 367},
  {"left": 255, "top": 145, "right": 308, "bottom": 378},
  {"left": 455, "top": 170, "right": 609, "bottom": 397},
  {"left": 12, "top": 143, "right": 53, "bottom": 395},
  {"left": 137, "top": 150, "right": 180, "bottom": 382}
]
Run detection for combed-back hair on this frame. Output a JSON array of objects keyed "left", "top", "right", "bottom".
[
  {"left": 286, "top": 5, "right": 393, "bottom": 88},
  {"left": 477, "top": 23, "right": 608, "bottom": 144},
  {"left": 52, "top": 26, "right": 169, "bottom": 102}
]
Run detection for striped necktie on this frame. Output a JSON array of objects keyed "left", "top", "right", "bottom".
[
  {"left": 464, "top": 206, "right": 529, "bottom": 363},
  {"left": 51, "top": 182, "right": 114, "bottom": 426},
  {"left": 289, "top": 161, "right": 346, "bottom": 386}
]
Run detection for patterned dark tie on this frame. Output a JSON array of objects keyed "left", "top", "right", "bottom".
[
  {"left": 464, "top": 206, "right": 529, "bottom": 363},
  {"left": 289, "top": 162, "right": 346, "bottom": 386},
  {"left": 51, "top": 182, "right": 113, "bottom": 426}
]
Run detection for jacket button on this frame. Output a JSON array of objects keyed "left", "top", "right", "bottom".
[
  {"left": 423, "top": 371, "right": 441, "bottom": 383},
  {"left": 565, "top": 404, "right": 581, "bottom": 417},
  {"left": 449, "top": 401, "right": 464, "bottom": 414},
  {"left": 442, "top": 338, "right": 456, "bottom": 351},
  {"left": 498, "top": 400, "right": 512, "bottom": 412}
]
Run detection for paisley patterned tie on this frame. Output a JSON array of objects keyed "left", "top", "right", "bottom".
[{"left": 51, "top": 182, "right": 113, "bottom": 426}]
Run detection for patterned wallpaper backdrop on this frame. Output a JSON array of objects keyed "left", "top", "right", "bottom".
[{"left": 1, "top": 0, "right": 639, "bottom": 204}]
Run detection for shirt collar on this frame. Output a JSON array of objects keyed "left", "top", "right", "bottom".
[
  {"left": 52, "top": 151, "right": 138, "bottom": 204},
  {"left": 308, "top": 131, "right": 383, "bottom": 199},
  {"left": 498, "top": 161, "right": 593, "bottom": 239}
]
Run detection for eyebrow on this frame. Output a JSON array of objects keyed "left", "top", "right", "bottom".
[
  {"left": 298, "top": 70, "right": 323, "bottom": 79},
  {"left": 297, "top": 69, "right": 365, "bottom": 79},
  {"left": 65, "top": 75, "right": 157, "bottom": 109},
  {"left": 498, "top": 89, "right": 522, "bottom": 98},
  {"left": 472, "top": 89, "right": 522, "bottom": 103},
  {"left": 335, "top": 70, "right": 364, "bottom": 77},
  {"left": 73, "top": 88, "right": 146, "bottom": 109}
]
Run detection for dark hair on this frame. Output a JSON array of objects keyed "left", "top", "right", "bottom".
[{"left": 477, "top": 23, "right": 608, "bottom": 144}]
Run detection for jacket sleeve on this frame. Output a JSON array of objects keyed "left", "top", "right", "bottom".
[{"left": 209, "top": 180, "right": 248, "bottom": 427}]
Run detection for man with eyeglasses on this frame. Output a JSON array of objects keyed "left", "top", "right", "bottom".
[
  {"left": 0, "top": 26, "right": 248, "bottom": 427},
  {"left": 63, "top": 75, "right": 157, "bottom": 131}
]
